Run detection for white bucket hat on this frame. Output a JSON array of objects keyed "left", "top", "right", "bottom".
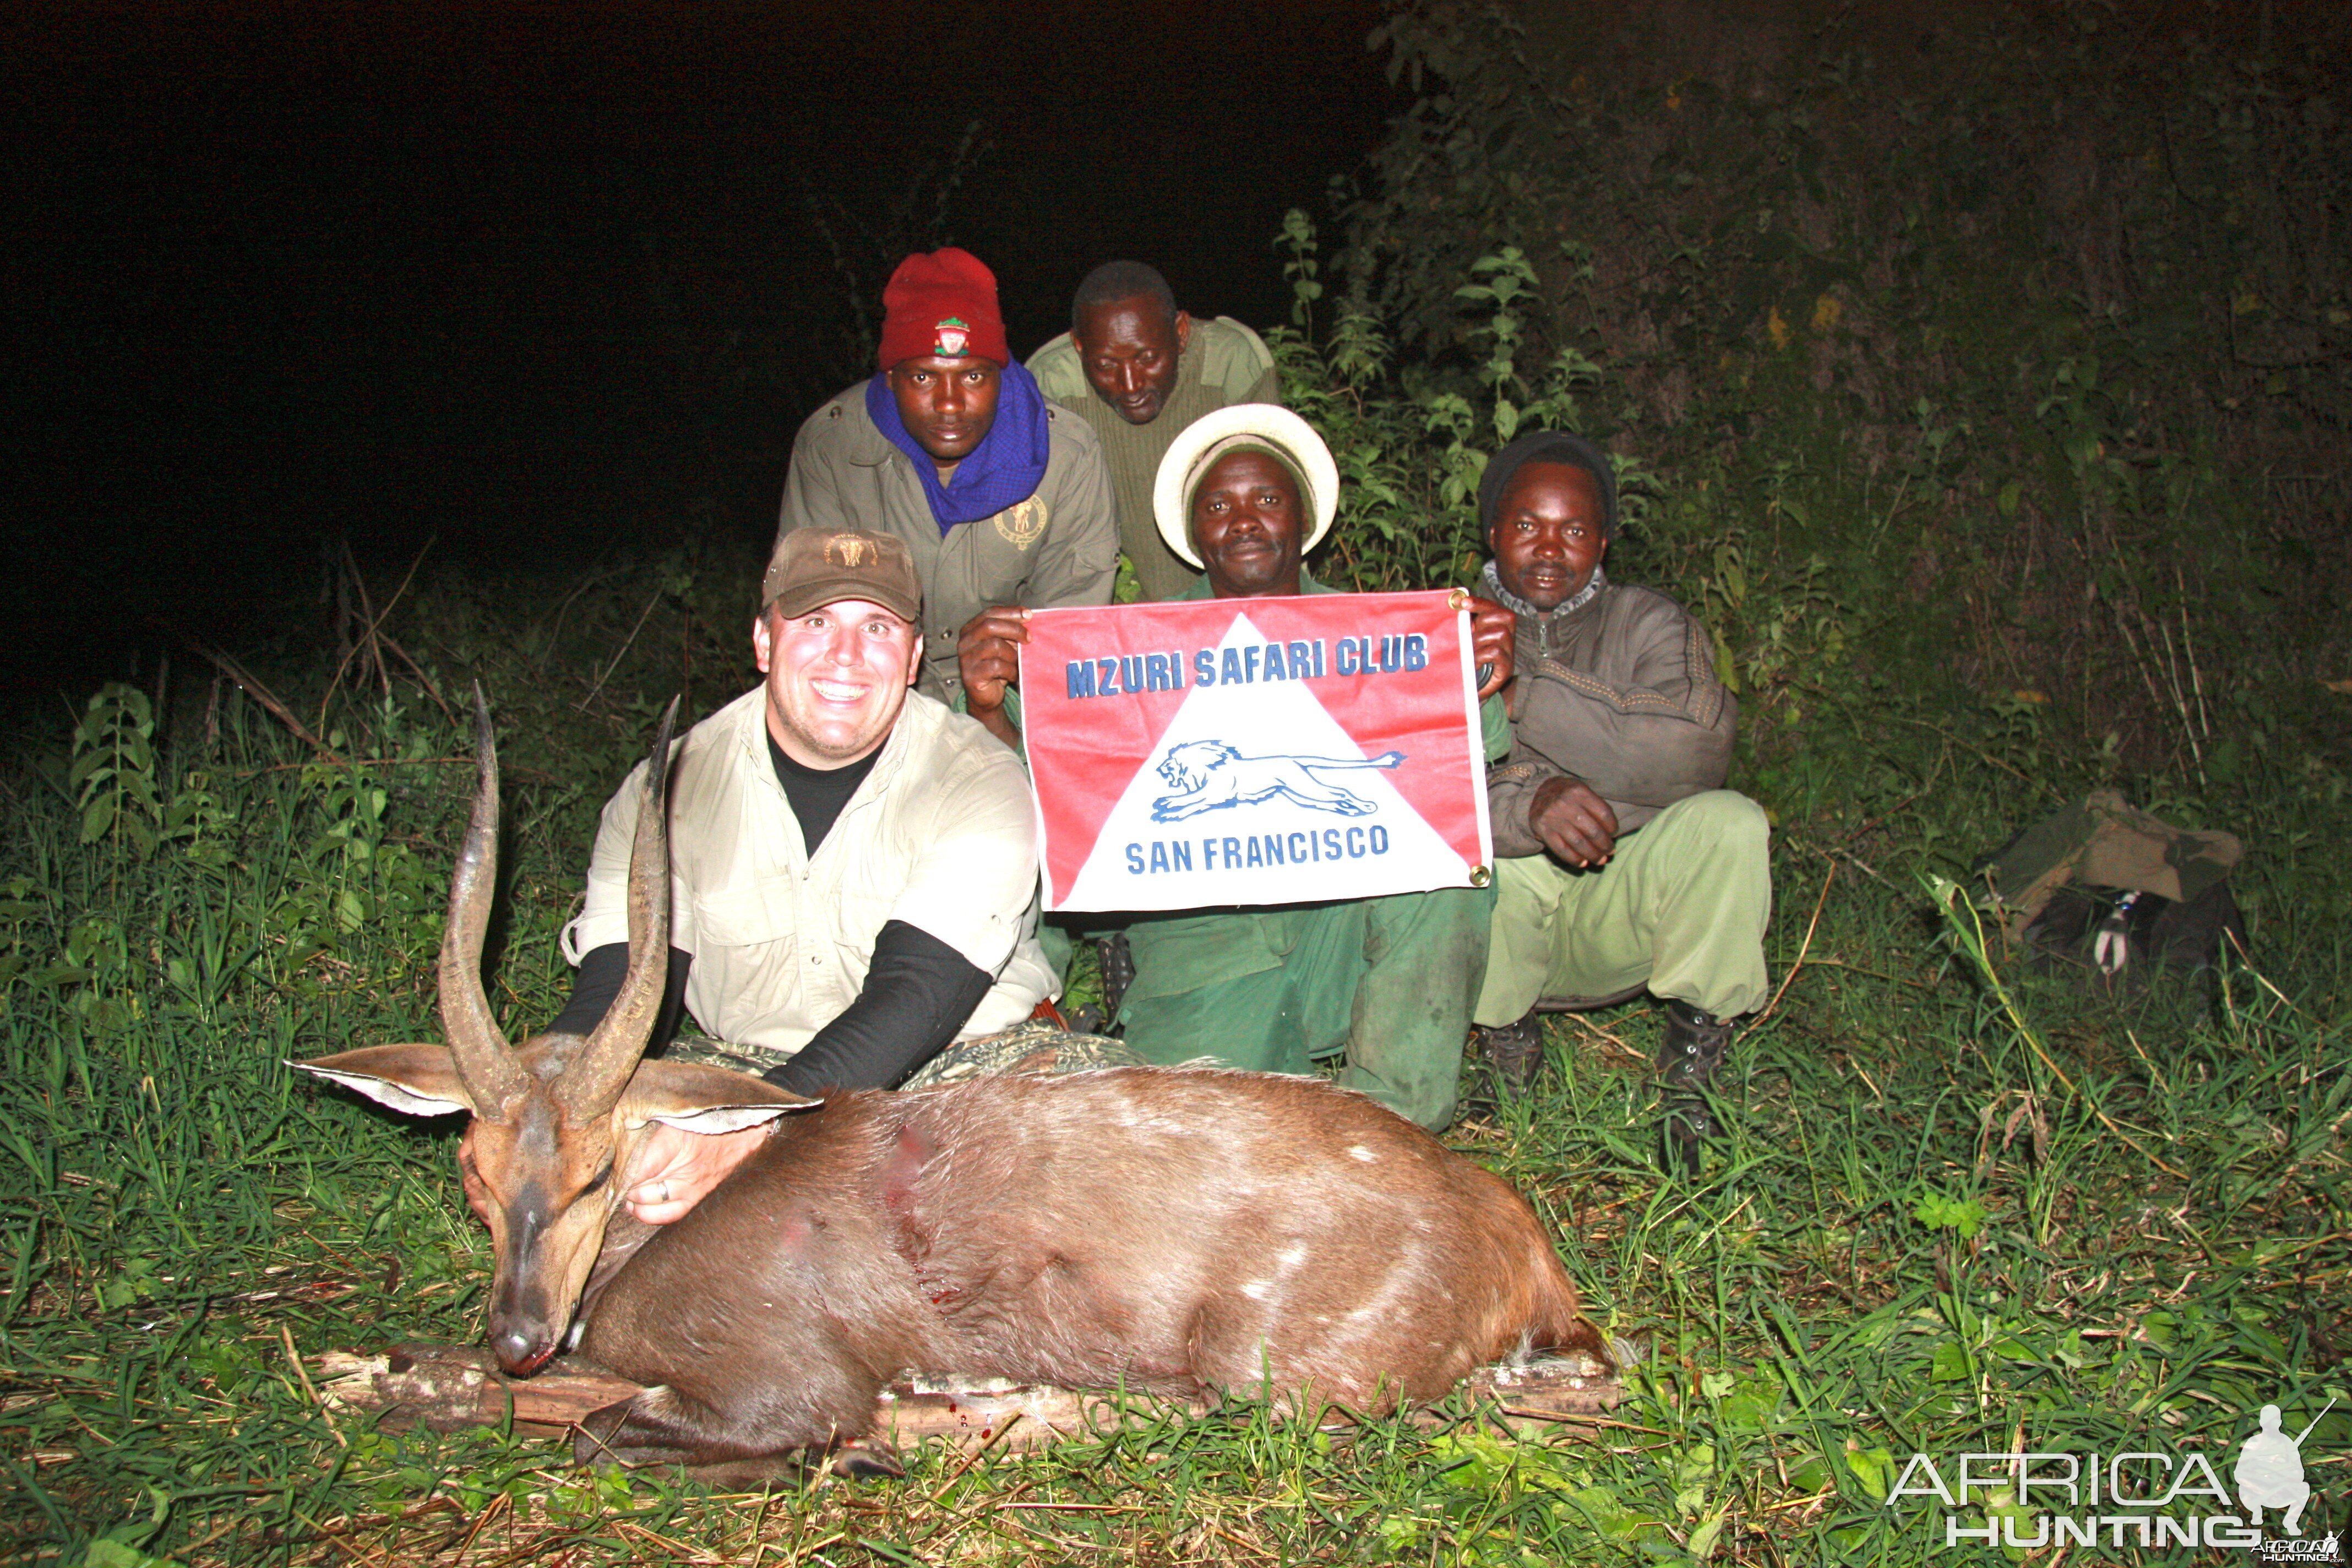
[{"left": 1152, "top": 403, "right": 1341, "bottom": 570}]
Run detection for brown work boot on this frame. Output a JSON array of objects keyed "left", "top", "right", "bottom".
[
  {"left": 1657, "top": 1000, "right": 1733, "bottom": 1175},
  {"left": 1462, "top": 1015, "right": 1547, "bottom": 1115}
]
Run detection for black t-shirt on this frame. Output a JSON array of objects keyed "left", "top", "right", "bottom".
[{"left": 765, "top": 731, "right": 877, "bottom": 857}]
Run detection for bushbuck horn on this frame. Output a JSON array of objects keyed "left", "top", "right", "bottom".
[
  {"left": 555, "top": 695, "right": 680, "bottom": 1119},
  {"left": 439, "top": 685, "right": 530, "bottom": 1118}
]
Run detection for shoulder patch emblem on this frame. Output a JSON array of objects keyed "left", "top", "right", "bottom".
[{"left": 994, "top": 497, "right": 1049, "bottom": 549}]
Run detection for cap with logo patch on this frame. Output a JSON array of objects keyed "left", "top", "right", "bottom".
[
  {"left": 761, "top": 530, "right": 923, "bottom": 625},
  {"left": 876, "top": 248, "right": 1011, "bottom": 369}
]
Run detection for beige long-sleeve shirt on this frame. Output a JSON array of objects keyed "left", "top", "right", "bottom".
[{"left": 562, "top": 684, "right": 1054, "bottom": 1060}]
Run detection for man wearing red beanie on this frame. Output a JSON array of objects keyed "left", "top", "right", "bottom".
[{"left": 778, "top": 248, "right": 1117, "bottom": 704}]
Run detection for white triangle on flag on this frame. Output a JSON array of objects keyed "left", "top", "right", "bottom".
[{"left": 1059, "top": 611, "right": 1474, "bottom": 912}]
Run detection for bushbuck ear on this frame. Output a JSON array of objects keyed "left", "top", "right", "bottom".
[
  {"left": 290, "top": 1044, "right": 475, "bottom": 1119},
  {"left": 620, "top": 1059, "right": 820, "bottom": 1135}
]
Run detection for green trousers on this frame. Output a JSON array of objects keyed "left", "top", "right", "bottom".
[
  {"left": 1115, "top": 884, "right": 1495, "bottom": 1131},
  {"left": 1474, "top": 790, "right": 1772, "bottom": 1026}
]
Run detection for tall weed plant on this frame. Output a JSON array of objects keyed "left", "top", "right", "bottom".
[{"left": 1325, "top": 0, "right": 2349, "bottom": 788}]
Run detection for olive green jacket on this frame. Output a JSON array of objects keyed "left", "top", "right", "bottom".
[
  {"left": 776, "top": 382, "right": 1119, "bottom": 701},
  {"left": 1486, "top": 566, "right": 1737, "bottom": 855},
  {"left": 1027, "top": 317, "right": 1280, "bottom": 603}
]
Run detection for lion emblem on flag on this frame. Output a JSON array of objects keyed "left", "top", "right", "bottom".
[{"left": 1148, "top": 740, "right": 1406, "bottom": 822}]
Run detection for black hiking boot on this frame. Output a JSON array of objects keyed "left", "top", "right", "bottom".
[
  {"left": 1657, "top": 1000, "right": 1733, "bottom": 1175},
  {"left": 1462, "top": 1015, "right": 1547, "bottom": 1115},
  {"left": 1096, "top": 933, "right": 1136, "bottom": 1023}
]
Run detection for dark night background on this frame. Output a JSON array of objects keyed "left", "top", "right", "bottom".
[{"left": 3, "top": 1, "right": 1407, "bottom": 694}]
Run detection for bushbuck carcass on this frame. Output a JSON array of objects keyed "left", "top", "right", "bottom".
[{"left": 296, "top": 694, "right": 1612, "bottom": 1472}]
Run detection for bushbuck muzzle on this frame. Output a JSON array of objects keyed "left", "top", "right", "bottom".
[{"left": 296, "top": 690, "right": 1614, "bottom": 1471}]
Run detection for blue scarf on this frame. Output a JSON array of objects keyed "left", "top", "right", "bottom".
[{"left": 865, "top": 360, "right": 1052, "bottom": 534}]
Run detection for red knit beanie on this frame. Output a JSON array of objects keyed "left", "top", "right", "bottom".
[{"left": 876, "top": 248, "right": 1010, "bottom": 369}]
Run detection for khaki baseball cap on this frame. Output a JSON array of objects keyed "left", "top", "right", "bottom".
[{"left": 761, "top": 529, "right": 923, "bottom": 624}]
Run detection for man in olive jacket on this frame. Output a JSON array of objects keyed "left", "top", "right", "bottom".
[
  {"left": 777, "top": 248, "right": 1118, "bottom": 704},
  {"left": 1028, "top": 260, "right": 1280, "bottom": 603},
  {"left": 1472, "top": 431, "right": 1771, "bottom": 1172}
]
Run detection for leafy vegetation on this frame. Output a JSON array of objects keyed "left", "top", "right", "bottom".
[{"left": 4, "top": 2, "right": 2347, "bottom": 1562}]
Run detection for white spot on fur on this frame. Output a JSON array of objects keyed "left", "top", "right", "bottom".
[
  {"left": 1348, "top": 1145, "right": 1377, "bottom": 1162},
  {"left": 1242, "top": 1280, "right": 1273, "bottom": 1301},
  {"left": 1278, "top": 1244, "right": 1307, "bottom": 1267}
]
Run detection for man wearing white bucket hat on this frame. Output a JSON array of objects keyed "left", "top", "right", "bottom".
[{"left": 959, "top": 405, "right": 1519, "bottom": 1130}]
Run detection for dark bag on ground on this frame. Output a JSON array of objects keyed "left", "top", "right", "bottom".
[{"left": 1974, "top": 791, "right": 2247, "bottom": 993}]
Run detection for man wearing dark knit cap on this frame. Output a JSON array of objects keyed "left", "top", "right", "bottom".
[
  {"left": 777, "top": 248, "right": 1117, "bottom": 704},
  {"left": 1028, "top": 260, "right": 1280, "bottom": 603},
  {"left": 1471, "top": 431, "right": 1771, "bottom": 1173}
]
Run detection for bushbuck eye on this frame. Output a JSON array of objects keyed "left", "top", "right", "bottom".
[{"left": 580, "top": 1158, "right": 614, "bottom": 1195}]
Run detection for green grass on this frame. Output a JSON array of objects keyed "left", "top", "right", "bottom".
[{"left": 1, "top": 553, "right": 2344, "bottom": 1566}]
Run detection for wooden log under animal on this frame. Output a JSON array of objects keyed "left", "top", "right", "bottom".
[{"left": 317, "top": 1341, "right": 1623, "bottom": 1458}]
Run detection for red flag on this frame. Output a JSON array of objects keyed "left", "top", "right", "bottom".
[{"left": 1017, "top": 591, "right": 1493, "bottom": 912}]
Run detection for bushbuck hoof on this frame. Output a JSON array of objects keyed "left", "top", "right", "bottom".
[{"left": 828, "top": 1436, "right": 905, "bottom": 1480}]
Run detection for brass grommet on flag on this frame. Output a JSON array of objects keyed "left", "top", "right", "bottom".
[
  {"left": 1447, "top": 587, "right": 1470, "bottom": 611},
  {"left": 1470, "top": 864, "right": 1493, "bottom": 888}
]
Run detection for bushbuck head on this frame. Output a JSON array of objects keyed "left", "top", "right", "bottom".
[{"left": 293, "top": 690, "right": 815, "bottom": 1374}]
